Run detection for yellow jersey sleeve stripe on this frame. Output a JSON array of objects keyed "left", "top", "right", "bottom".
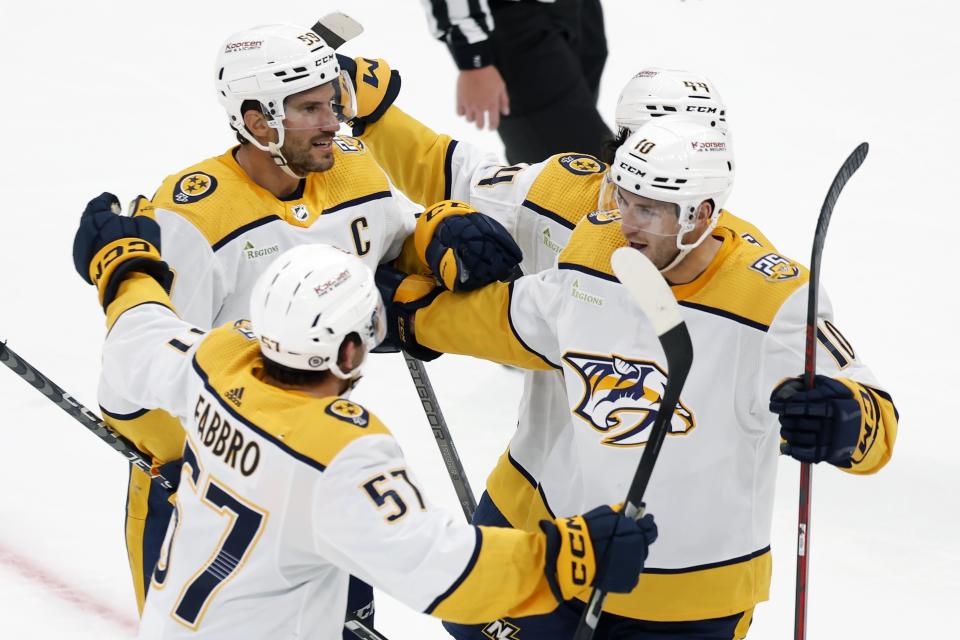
[
  {"left": 105, "top": 273, "right": 176, "bottom": 332},
  {"left": 424, "top": 528, "right": 482, "bottom": 614},
  {"left": 426, "top": 526, "right": 559, "bottom": 623}
]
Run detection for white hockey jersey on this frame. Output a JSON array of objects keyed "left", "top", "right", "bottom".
[
  {"left": 409, "top": 215, "right": 899, "bottom": 621},
  {"left": 98, "top": 137, "right": 417, "bottom": 465},
  {"left": 99, "top": 275, "right": 572, "bottom": 639}
]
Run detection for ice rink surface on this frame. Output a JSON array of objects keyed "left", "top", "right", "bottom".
[{"left": 1, "top": 0, "right": 957, "bottom": 637}]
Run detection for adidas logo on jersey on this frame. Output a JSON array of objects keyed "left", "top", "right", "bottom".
[{"left": 225, "top": 387, "right": 245, "bottom": 407}]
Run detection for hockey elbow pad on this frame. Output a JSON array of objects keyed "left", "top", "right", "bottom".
[
  {"left": 414, "top": 200, "right": 522, "bottom": 292},
  {"left": 73, "top": 192, "right": 173, "bottom": 309},
  {"left": 337, "top": 54, "right": 401, "bottom": 136},
  {"left": 374, "top": 264, "right": 443, "bottom": 361},
  {"left": 540, "top": 505, "right": 656, "bottom": 602}
]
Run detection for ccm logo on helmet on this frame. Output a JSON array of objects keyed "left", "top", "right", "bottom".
[
  {"left": 618, "top": 161, "right": 646, "bottom": 176},
  {"left": 686, "top": 105, "right": 718, "bottom": 114}
]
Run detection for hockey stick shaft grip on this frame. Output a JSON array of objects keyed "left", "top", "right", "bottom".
[{"left": 0, "top": 341, "right": 173, "bottom": 491}]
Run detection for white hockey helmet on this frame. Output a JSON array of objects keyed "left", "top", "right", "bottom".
[
  {"left": 249, "top": 244, "right": 386, "bottom": 380},
  {"left": 615, "top": 68, "right": 727, "bottom": 135},
  {"left": 214, "top": 24, "right": 356, "bottom": 173},
  {"left": 607, "top": 116, "right": 735, "bottom": 271}
]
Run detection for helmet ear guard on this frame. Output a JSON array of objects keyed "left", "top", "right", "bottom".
[{"left": 608, "top": 115, "right": 735, "bottom": 272}]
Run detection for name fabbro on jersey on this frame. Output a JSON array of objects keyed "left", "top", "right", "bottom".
[{"left": 193, "top": 393, "right": 261, "bottom": 476}]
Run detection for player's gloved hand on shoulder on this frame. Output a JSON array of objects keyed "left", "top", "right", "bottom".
[
  {"left": 770, "top": 374, "right": 867, "bottom": 467},
  {"left": 415, "top": 200, "right": 522, "bottom": 292},
  {"left": 336, "top": 54, "right": 400, "bottom": 136},
  {"left": 540, "top": 504, "right": 657, "bottom": 602},
  {"left": 374, "top": 264, "right": 443, "bottom": 361},
  {"left": 73, "top": 192, "right": 173, "bottom": 310}
]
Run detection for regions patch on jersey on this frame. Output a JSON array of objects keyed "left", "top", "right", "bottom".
[
  {"left": 587, "top": 209, "right": 621, "bottom": 225},
  {"left": 749, "top": 252, "right": 800, "bottom": 281},
  {"left": 563, "top": 352, "right": 695, "bottom": 447},
  {"left": 173, "top": 172, "right": 218, "bottom": 204},
  {"left": 325, "top": 399, "right": 370, "bottom": 427},
  {"left": 558, "top": 154, "right": 605, "bottom": 175},
  {"left": 333, "top": 135, "right": 366, "bottom": 153}
]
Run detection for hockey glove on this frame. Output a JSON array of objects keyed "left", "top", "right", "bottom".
[
  {"left": 414, "top": 200, "right": 523, "bottom": 291},
  {"left": 374, "top": 264, "right": 443, "bottom": 361},
  {"left": 540, "top": 505, "right": 657, "bottom": 602},
  {"left": 336, "top": 54, "right": 401, "bottom": 136},
  {"left": 73, "top": 192, "right": 173, "bottom": 309},
  {"left": 770, "top": 375, "right": 875, "bottom": 467}
]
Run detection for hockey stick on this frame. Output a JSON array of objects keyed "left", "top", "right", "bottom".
[
  {"left": 0, "top": 340, "right": 175, "bottom": 491},
  {"left": 311, "top": 11, "right": 363, "bottom": 49},
  {"left": 0, "top": 340, "right": 394, "bottom": 640},
  {"left": 573, "top": 247, "right": 694, "bottom": 640},
  {"left": 403, "top": 352, "right": 478, "bottom": 521},
  {"left": 794, "top": 141, "right": 869, "bottom": 640}
]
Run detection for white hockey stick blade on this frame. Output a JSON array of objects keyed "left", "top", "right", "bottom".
[
  {"left": 312, "top": 12, "right": 364, "bottom": 49},
  {"left": 611, "top": 247, "right": 683, "bottom": 337}
]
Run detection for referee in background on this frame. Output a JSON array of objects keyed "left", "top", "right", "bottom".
[{"left": 420, "top": 0, "right": 612, "bottom": 164}]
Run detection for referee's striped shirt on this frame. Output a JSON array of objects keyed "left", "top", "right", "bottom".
[{"left": 420, "top": 0, "right": 555, "bottom": 69}]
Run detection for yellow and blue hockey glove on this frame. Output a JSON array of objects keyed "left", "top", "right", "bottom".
[
  {"left": 414, "top": 200, "right": 523, "bottom": 292},
  {"left": 336, "top": 54, "right": 401, "bottom": 135},
  {"left": 539, "top": 505, "right": 657, "bottom": 602},
  {"left": 374, "top": 264, "right": 443, "bottom": 361},
  {"left": 73, "top": 192, "right": 172, "bottom": 309},
  {"left": 770, "top": 375, "right": 878, "bottom": 467}
]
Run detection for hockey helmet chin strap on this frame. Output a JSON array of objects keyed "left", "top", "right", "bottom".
[{"left": 658, "top": 210, "right": 719, "bottom": 274}]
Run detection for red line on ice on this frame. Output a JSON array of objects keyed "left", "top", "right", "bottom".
[{"left": 0, "top": 542, "right": 137, "bottom": 633}]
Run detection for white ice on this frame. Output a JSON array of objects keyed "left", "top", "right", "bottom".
[{"left": 1, "top": 1, "right": 957, "bottom": 638}]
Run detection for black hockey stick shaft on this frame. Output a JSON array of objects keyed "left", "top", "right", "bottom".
[
  {"left": 0, "top": 340, "right": 174, "bottom": 490},
  {"left": 795, "top": 142, "right": 869, "bottom": 640},
  {"left": 403, "top": 352, "right": 477, "bottom": 521},
  {"left": 574, "top": 247, "right": 695, "bottom": 639},
  {"left": 573, "top": 324, "right": 693, "bottom": 640}
]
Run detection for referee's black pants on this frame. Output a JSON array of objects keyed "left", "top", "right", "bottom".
[{"left": 489, "top": 0, "right": 612, "bottom": 164}]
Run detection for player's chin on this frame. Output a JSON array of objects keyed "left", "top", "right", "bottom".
[{"left": 307, "top": 150, "right": 335, "bottom": 173}]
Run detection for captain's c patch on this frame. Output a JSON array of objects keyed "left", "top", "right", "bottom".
[
  {"left": 325, "top": 399, "right": 370, "bottom": 427},
  {"left": 173, "top": 172, "right": 218, "bottom": 204}
]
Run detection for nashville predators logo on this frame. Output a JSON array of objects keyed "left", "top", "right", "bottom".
[
  {"left": 173, "top": 172, "right": 218, "bottom": 204},
  {"left": 558, "top": 154, "right": 605, "bottom": 175},
  {"left": 563, "top": 352, "right": 695, "bottom": 447},
  {"left": 587, "top": 209, "right": 621, "bottom": 225},
  {"left": 325, "top": 399, "right": 370, "bottom": 427}
]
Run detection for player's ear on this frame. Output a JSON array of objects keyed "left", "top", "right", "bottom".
[
  {"left": 337, "top": 334, "right": 365, "bottom": 374},
  {"left": 242, "top": 109, "right": 273, "bottom": 144},
  {"left": 696, "top": 199, "right": 714, "bottom": 222}
]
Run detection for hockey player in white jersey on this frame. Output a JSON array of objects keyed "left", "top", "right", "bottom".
[
  {"left": 94, "top": 22, "right": 523, "bottom": 625},
  {"left": 71, "top": 193, "right": 657, "bottom": 639},
  {"left": 377, "top": 118, "right": 899, "bottom": 638}
]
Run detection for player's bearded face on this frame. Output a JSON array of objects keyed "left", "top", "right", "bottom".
[
  {"left": 279, "top": 84, "right": 340, "bottom": 174},
  {"left": 616, "top": 188, "right": 683, "bottom": 270}
]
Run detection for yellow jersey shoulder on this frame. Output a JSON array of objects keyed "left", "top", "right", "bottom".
[
  {"left": 311, "top": 135, "right": 390, "bottom": 212},
  {"left": 194, "top": 323, "right": 391, "bottom": 469},
  {"left": 142, "top": 149, "right": 271, "bottom": 248},
  {"left": 525, "top": 153, "right": 607, "bottom": 228},
  {"left": 677, "top": 229, "right": 809, "bottom": 328},
  {"left": 556, "top": 210, "right": 627, "bottom": 278},
  {"left": 718, "top": 209, "right": 776, "bottom": 250}
]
